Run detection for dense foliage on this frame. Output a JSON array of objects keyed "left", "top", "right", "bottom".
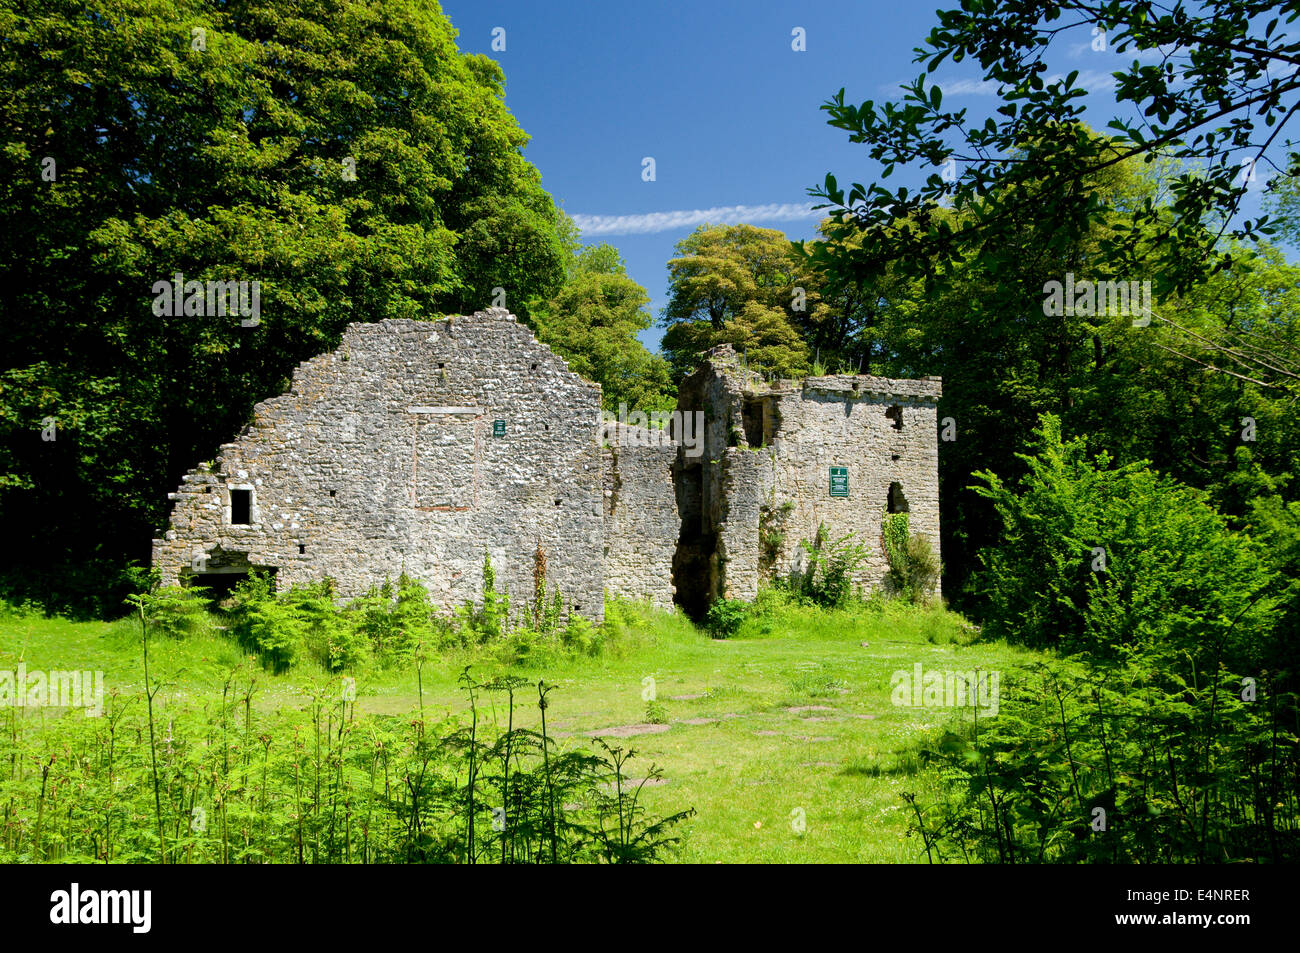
[
  {"left": 527, "top": 243, "right": 674, "bottom": 412},
  {"left": 0, "top": 0, "right": 571, "bottom": 615},
  {"left": 0, "top": 655, "right": 694, "bottom": 864},
  {"left": 901, "top": 415, "right": 1298, "bottom": 863},
  {"left": 808, "top": 0, "right": 1300, "bottom": 296},
  {"left": 659, "top": 224, "right": 810, "bottom": 380},
  {"left": 906, "top": 659, "right": 1298, "bottom": 863}
]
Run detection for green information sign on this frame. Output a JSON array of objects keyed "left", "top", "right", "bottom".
[
  {"left": 829, "top": 466, "right": 849, "bottom": 498},
  {"left": 493, "top": 419, "right": 506, "bottom": 437}
]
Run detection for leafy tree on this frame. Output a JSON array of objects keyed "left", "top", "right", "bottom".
[
  {"left": 663, "top": 224, "right": 798, "bottom": 329},
  {"left": 0, "top": 0, "right": 570, "bottom": 614},
  {"left": 828, "top": 142, "right": 1175, "bottom": 604},
  {"left": 714, "top": 302, "right": 810, "bottom": 378},
  {"left": 805, "top": 128, "right": 1300, "bottom": 608},
  {"left": 787, "top": 220, "right": 917, "bottom": 371},
  {"left": 972, "top": 414, "right": 1278, "bottom": 666},
  {"left": 809, "top": 0, "right": 1300, "bottom": 301},
  {"left": 528, "top": 242, "right": 674, "bottom": 411},
  {"left": 793, "top": 523, "right": 870, "bottom": 608},
  {"left": 659, "top": 224, "right": 807, "bottom": 378}
]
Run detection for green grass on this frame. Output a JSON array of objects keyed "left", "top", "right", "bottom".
[{"left": 0, "top": 595, "right": 1043, "bottom": 863}]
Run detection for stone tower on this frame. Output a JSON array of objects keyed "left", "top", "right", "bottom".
[{"left": 671, "top": 345, "right": 941, "bottom": 615}]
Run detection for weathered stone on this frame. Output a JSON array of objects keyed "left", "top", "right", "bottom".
[
  {"left": 153, "top": 309, "right": 606, "bottom": 619},
  {"left": 602, "top": 423, "right": 677, "bottom": 609},
  {"left": 671, "top": 344, "right": 941, "bottom": 612},
  {"left": 153, "top": 316, "right": 941, "bottom": 623}
]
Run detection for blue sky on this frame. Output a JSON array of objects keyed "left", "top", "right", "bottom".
[{"left": 440, "top": 1, "right": 1275, "bottom": 350}]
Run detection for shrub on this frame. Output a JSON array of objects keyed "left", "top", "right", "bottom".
[
  {"left": 228, "top": 572, "right": 304, "bottom": 672},
  {"left": 883, "top": 514, "right": 941, "bottom": 605},
  {"left": 904, "top": 658, "right": 1300, "bottom": 863},
  {"left": 559, "top": 612, "right": 601, "bottom": 655},
  {"left": 139, "top": 585, "right": 211, "bottom": 639},
  {"left": 280, "top": 579, "right": 363, "bottom": 671},
  {"left": 972, "top": 414, "right": 1278, "bottom": 667},
  {"left": 347, "top": 579, "right": 402, "bottom": 658},
  {"left": 704, "top": 597, "right": 748, "bottom": 638},
  {"left": 794, "top": 523, "right": 868, "bottom": 608}
]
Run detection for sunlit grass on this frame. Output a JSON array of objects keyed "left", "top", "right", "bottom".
[{"left": 0, "top": 594, "right": 1043, "bottom": 863}]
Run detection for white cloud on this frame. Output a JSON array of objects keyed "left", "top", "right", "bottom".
[
  {"left": 933, "top": 77, "right": 1001, "bottom": 96},
  {"left": 571, "top": 202, "right": 824, "bottom": 236},
  {"left": 920, "top": 68, "right": 1119, "bottom": 97}
]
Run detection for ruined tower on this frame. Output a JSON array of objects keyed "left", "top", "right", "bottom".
[{"left": 671, "top": 345, "right": 941, "bottom": 615}]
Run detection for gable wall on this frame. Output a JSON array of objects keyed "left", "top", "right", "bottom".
[{"left": 152, "top": 310, "right": 606, "bottom": 619}]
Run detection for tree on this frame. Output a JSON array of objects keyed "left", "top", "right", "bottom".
[
  {"left": 0, "top": 0, "right": 571, "bottom": 614},
  {"left": 972, "top": 414, "right": 1278, "bottom": 667},
  {"left": 659, "top": 224, "right": 807, "bottom": 378},
  {"left": 809, "top": 0, "right": 1300, "bottom": 326},
  {"left": 527, "top": 242, "right": 674, "bottom": 412},
  {"left": 715, "top": 302, "right": 810, "bottom": 378},
  {"left": 811, "top": 135, "right": 1300, "bottom": 608}
]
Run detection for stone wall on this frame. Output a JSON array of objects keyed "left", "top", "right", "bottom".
[
  {"left": 673, "top": 345, "right": 941, "bottom": 608},
  {"left": 154, "top": 320, "right": 942, "bottom": 623},
  {"left": 153, "top": 309, "right": 607, "bottom": 620},
  {"left": 601, "top": 424, "right": 678, "bottom": 608},
  {"left": 766, "top": 375, "right": 942, "bottom": 596}
]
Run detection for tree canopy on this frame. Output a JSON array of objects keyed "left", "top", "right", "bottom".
[
  {"left": 0, "top": 0, "right": 571, "bottom": 613},
  {"left": 807, "top": 0, "right": 1300, "bottom": 305},
  {"left": 659, "top": 224, "right": 809, "bottom": 379},
  {"left": 527, "top": 241, "right": 674, "bottom": 412}
]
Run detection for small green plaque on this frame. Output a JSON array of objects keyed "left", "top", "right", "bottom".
[
  {"left": 829, "top": 466, "right": 849, "bottom": 498},
  {"left": 493, "top": 419, "right": 506, "bottom": 437}
]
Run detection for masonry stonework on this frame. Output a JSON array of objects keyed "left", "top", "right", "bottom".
[
  {"left": 671, "top": 345, "right": 941, "bottom": 613},
  {"left": 154, "top": 318, "right": 940, "bottom": 622},
  {"left": 153, "top": 309, "right": 607, "bottom": 619},
  {"left": 601, "top": 424, "right": 678, "bottom": 609}
]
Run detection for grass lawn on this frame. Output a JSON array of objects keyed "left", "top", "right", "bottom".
[{"left": 0, "top": 597, "right": 1043, "bottom": 863}]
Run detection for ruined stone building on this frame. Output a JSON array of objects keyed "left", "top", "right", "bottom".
[
  {"left": 154, "top": 311, "right": 939, "bottom": 621},
  {"left": 670, "top": 345, "right": 942, "bottom": 617}
]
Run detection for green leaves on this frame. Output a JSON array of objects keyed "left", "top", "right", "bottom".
[
  {"left": 812, "top": 0, "right": 1299, "bottom": 293},
  {"left": 527, "top": 240, "right": 673, "bottom": 411},
  {"left": 905, "top": 657, "right": 1300, "bottom": 863},
  {"left": 658, "top": 223, "right": 810, "bottom": 380},
  {"left": 0, "top": 0, "right": 570, "bottom": 612},
  {"left": 972, "top": 414, "right": 1279, "bottom": 666}
]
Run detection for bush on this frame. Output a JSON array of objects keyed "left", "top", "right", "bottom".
[
  {"left": 972, "top": 414, "right": 1278, "bottom": 667},
  {"left": 883, "top": 514, "right": 941, "bottom": 605},
  {"left": 281, "top": 579, "right": 363, "bottom": 672},
  {"left": 170, "top": 556, "right": 615, "bottom": 673},
  {"left": 228, "top": 572, "right": 303, "bottom": 672},
  {"left": 134, "top": 585, "right": 211, "bottom": 638},
  {"left": 453, "top": 552, "right": 512, "bottom": 644},
  {"left": 704, "top": 598, "right": 748, "bottom": 638},
  {"left": 559, "top": 612, "right": 601, "bottom": 655},
  {"left": 905, "top": 658, "right": 1300, "bottom": 863},
  {"left": 0, "top": 597, "right": 40, "bottom": 620},
  {"left": 794, "top": 523, "right": 868, "bottom": 608}
]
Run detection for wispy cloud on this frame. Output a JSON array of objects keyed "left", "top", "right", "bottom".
[
  {"left": 572, "top": 202, "right": 824, "bottom": 236},
  {"left": 907, "top": 68, "right": 1120, "bottom": 97}
]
